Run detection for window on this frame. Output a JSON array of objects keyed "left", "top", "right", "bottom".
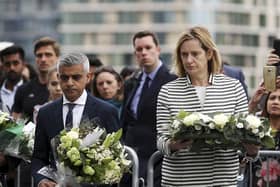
[
  {"left": 259, "top": 14, "right": 266, "bottom": 27},
  {"left": 118, "top": 12, "right": 141, "bottom": 23},
  {"left": 62, "top": 33, "right": 84, "bottom": 45},
  {"left": 215, "top": 12, "right": 250, "bottom": 25},
  {"left": 63, "top": 12, "right": 104, "bottom": 24},
  {"left": 215, "top": 33, "right": 259, "bottom": 46},
  {"left": 114, "top": 33, "right": 132, "bottom": 45},
  {"left": 152, "top": 11, "right": 176, "bottom": 23}
]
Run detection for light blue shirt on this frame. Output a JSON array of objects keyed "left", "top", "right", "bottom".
[{"left": 130, "top": 60, "right": 162, "bottom": 118}]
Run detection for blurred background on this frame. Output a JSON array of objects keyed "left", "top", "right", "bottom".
[{"left": 0, "top": 0, "right": 279, "bottom": 97}]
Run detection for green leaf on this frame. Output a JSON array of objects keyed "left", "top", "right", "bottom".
[{"left": 261, "top": 136, "right": 275, "bottom": 149}]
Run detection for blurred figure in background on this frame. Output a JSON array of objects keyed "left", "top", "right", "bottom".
[
  {"left": 120, "top": 66, "right": 138, "bottom": 81},
  {"left": 222, "top": 61, "right": 248, "bottom": 100},
  {"left": 93, "top": 66, "right": 123, "bottom": 112},
  {"left": 120, "top": 30, "right": 177, "bottom": 187},
  {"left": 86, "top": 56, "right": 103, "bottom": 94},
  {"left": 0, "top": 42, "right": 14, "bottom": 84},
  {"left": 0, "top": 45, "right": 26, "bottom": 114},
  {"left": 11, "top": 37, "right": 60, "bottom": 187},
  {"left": 12, "top": 36, "right": 60, "bottom": 122},
  {"left": 22, "top": 63, "right": 38, "bottom": 82},
  {"left": 33, "top": 66, "right": 63, "bottom": 123}
]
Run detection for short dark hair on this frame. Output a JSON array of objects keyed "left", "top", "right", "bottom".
[
  {"left": 132, "top": 30, "right": 159, "bottom": 47},
  {"left": 33, "top": 36, "right": 60, "bottom": 57},
  {"left": 88, "top": 57, "right": 103, "bottom": 67},
  {"left": 0, "top": 45, "right": 25, "bottom": 62}
]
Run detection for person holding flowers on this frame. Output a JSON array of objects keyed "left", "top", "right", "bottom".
[
  {"left": 156, "top": 26, "right": 259, "bottom": 186},
  {"left": 31, "top": 52, "right": 120, "bottom": 187}
]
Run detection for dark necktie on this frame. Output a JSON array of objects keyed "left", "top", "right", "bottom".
[
  {"left": 137, "top": 76, "right": 150, "bottom": 115},
  {"left": 65, "top": 103, "right": 75, "bottom": 130}
]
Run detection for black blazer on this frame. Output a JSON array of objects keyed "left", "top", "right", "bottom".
[
  {"left": 31, "top": 93, "right": 120, "bottom": 186},
  {"left": 121, "top": 65, "right": 176, "bottom": 176}
]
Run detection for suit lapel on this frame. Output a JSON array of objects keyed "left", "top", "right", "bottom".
[{"left": 53, "top": 98, "right": 64, "bottom": 135}]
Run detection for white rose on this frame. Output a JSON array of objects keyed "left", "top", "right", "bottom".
[
  {"left": 67, "top": 131, "right": 79, "bottom": 139},
  {"left": 209, "top": 122, "right": 215, "bottom": 129},
  {"left": 245, "top": 115, "right": 261, "bottom": 129},
  {"left": 252, "top": 128, "right": 259, "bottom": 134},
  {"left": 213, "top": 114, "right": 229, "bottom": 129},
  {"left": 172, "top": 119, "right": 181, "bottom": 128},
  {"left": 236, "top": 123, "right": 244, "bottom": 129},
  {"left": 194, "top": 125, "right": 202, "bottom": 130},
  {"left": 183, "top": 113, "right": 200, "bottom": 126},
  {"left": 22, "top": 122, "right": 36, "bottom": 136},
  {"left": 259, "top": 132, "right": 265, "bottom": 138},
  {"left": 198, "top": 113, "right": 212, "bottom": 123}
]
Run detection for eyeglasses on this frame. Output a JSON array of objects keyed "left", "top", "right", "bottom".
[{"left": 59, "top": 74, "right": 83, "bottom": 82}]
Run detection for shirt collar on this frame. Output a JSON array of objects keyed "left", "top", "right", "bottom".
[
  {"left": 1, "top": 79, "right": 24, "bottom": 94},
  {"left": 142, "top": 60, "right": 162, "bottom": 81},
  {"left": 63, "top": 90, "right": 87, "bottom": 105},
  {"left": 185, "top": 73, "right": 214, "bottom": 85}
]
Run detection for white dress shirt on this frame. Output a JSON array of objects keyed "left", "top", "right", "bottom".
[
  {"left": 62, "top": 90, "right": 87, "bottom": 128},
  {"left": 0, "top": 79, "right": 23, "bottom": 113}
]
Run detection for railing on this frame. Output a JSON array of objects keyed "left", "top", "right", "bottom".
[
  {"left": 146, "top": 150, "right": 280, "bottom": 187},
  {"left": 124, "top": 145, "right": 140, "bottom": 187}
]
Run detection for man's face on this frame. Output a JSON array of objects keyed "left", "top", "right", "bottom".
[
  {"left": 2, "top": 53, "right": 25, "bottom": 83},
  {"left": 134, "top": 36, "right": 160, "bottom": 72},
  {"left": 58, "top": 64, "right": 90, "bottom": 102},
  {"left": 35, "top": 45, "right": 58, "bottom": 73}
]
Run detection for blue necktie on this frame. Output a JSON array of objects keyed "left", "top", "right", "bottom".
[
  {"left": 65, "top": 103, "right": 75, "bottom": 130},
  {"left": 137, "top": 76, "right": 150, "bottom": 116}
]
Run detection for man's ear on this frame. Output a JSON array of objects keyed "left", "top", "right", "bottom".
[{"left": 86, "top": 72, "right": 93, "bottom": 83}]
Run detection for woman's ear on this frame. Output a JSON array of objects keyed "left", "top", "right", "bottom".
[{"left": 206, "top": 49, "right": 213, "bottom": 60}]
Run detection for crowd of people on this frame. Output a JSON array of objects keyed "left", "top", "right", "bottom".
[{"left": 0, "top": 25, "right": 279, "bottom": 187}]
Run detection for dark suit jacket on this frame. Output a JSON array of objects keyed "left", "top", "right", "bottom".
[
  {"left": 31, "top": 93, "right": 120, "bottom": 186},
  {"left": 121, "top": 64, "right": 176, "bottom": 178},
  {"left": 223, "top": 64, "right": 248, "bottom": 99}
]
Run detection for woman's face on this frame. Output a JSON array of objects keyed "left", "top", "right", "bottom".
[
  {"left": 267, "top": 89, "right": 280, "bottom": 116},
  {"left": 48, "top": 71, "right": 63, "bottom": 100},
  {"left": 180, "top": 39, "right": 211, "bottom": 78},
  {"left": 96, "top": 72, "right": 120, "bottom": 100}
]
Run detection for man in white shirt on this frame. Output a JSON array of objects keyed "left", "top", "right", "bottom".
[{"left": 0, "top": 45, "right": 25, "bottom": 113}]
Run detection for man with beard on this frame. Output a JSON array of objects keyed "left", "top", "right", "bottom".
[
  {"left": 0, "top": 45, "right": 26, "bottom": 187},
  {"left": 0, "top": 45, "right": 26, "bottom": 113}
]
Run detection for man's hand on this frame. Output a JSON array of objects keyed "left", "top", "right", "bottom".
[{"left": 38, "top": 179, "right": 57, "bottom": 187}]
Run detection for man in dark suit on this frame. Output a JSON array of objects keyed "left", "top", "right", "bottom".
[
  {"left": 31, "top": 52, "right": 120, "bottom": 187},
  {"left": 120, "top": 31, "right": 177, "bottom": 186},
  {"left": 223, "top": 63, "right": 248, "bottom": 100}
]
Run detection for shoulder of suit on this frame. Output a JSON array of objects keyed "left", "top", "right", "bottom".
[{"left": 87, "top": 95, "right": 117, "bottom": 112}]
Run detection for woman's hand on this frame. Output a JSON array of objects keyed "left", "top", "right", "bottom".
[
  {"left": 267, "top": 49, "right": 280, "bottom": 65},
  {"left": 169, "top": 139, "right": 193, "bottom": 152},
  {"left": 242, "top": 142, "right": 260, "bottom": 157},
  {"left": 248, "top": 82, "right": 266, "bottom": 113}
]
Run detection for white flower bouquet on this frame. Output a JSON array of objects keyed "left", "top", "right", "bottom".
[
  {"left": 44, "top": 120, "right": 131, "bottom": 186},
  {"left": 4, "top": 121, "right": 35, "bottom": 162},
  {"left": 223, "top": 113, "right": 275, "bottom": 149},
  {"left": 170, "top": 110, "right": 275, "bottom": 151}
]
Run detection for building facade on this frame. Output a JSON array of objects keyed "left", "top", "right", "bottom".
[{"left": 59, "top": 0, "right": 280, "bottom": 96}]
